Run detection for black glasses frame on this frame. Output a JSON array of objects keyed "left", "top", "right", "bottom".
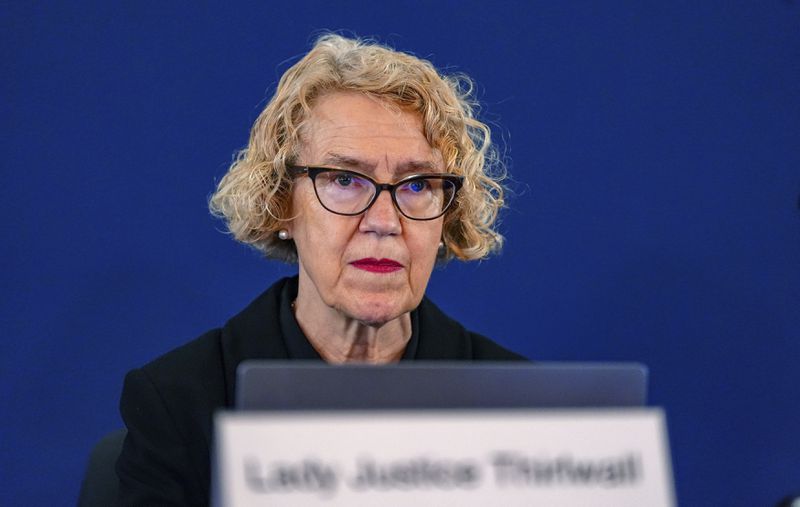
[{"left": 288, "top": 165, "right": 464, "bottom": 221}]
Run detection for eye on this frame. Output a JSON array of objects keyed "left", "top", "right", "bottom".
[
  {"left": 333, "top": 173, "right": 354, "bottom": 187},
  {"left": 405, "top": 179, "right": 430, "bottom": 193}
]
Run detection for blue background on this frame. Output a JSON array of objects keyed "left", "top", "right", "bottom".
[{"left": 2, "top": 1, "right": 798, "bottom": 505}]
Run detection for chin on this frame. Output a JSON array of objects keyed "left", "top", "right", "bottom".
[{"left": 344, "top": 298, "right": 408, "bottom": 327}]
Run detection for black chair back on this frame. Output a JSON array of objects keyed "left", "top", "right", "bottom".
[{"left": 77, "top": 429, "right": 126, "bottom": 507}]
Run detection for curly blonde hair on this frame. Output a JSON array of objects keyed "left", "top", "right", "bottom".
[{"left": 209, "top": 33, "right": 505, "bottom": 262}]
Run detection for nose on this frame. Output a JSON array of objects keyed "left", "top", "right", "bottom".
[{"left": 359, "top": 189, "right": 402, "bottom": 236}]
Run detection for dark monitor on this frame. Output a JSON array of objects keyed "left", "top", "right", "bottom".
[{"left": 235, "top": 362, "right": 648, "bottom": 410}]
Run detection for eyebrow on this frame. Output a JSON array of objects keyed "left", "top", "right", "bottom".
[
  {"left": 321, "top": 153, "right": 440, "bottom": 176},
  {"left": 321, "top": 153, "right": 371, "bottom": 171}
]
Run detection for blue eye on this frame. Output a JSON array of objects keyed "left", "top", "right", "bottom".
[
  {"left": 406, "top": 180, "right": 429, "bottom": 193},
  {"left": 334, "top": 173, "right": 353, "bottom": 186}
]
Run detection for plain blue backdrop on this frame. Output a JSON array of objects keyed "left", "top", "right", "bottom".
[{"left": 2, "top": 1, "right": 798, "bottom": 505}]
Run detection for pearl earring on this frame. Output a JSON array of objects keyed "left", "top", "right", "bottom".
[{"left": 277, "top": 229, "right": 291, "bottom": 240}]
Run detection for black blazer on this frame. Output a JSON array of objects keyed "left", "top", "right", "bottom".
[{"left": 115, "top": 277, "right": 524, "bottom": 506}]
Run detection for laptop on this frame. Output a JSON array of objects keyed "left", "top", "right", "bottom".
[
  {"left": 235, "top": 361, "right": 648, "bottom": 410},
  {"left": 214, "top": 362, "right": 656, "bottom": 506}
]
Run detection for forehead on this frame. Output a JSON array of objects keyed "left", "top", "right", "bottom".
[{"left": 300, "top": 91, "right": 442, "bottom": 173}]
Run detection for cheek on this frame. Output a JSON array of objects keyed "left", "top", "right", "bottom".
[
  {"left": 408, "top": 223, "right": 443, "bottom": 278},
  {"left": 290, "top": 192, "right": 322, "bottom": 258},
  {"left": 291, "top": 191, "right": 356, "bottom": 263},
  {"left": 290, "top": 188, "right": 325, "bottom": 240}
]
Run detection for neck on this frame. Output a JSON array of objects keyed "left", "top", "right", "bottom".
[{"left": 292, "top": 275, "right": 412, "bottom": 364}]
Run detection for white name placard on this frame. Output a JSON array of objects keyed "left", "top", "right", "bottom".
[{"left": 214, "top": 409, "right": 675, "bottom": 506}]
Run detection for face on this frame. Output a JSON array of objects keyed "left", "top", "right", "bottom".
[{"left": 288, "top": 91, "right": 444, "bottom": 326}]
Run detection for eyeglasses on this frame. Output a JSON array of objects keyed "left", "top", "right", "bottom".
[{"left": 288, "top": 166, "right": 463, "bottom": 221}]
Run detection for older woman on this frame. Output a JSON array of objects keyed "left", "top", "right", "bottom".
[{"left": 115, "top": 34, "right": 524, "bottom": 506}]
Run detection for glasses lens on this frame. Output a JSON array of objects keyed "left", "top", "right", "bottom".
[
  {"left": 395, "top": 177, "right": 456, "bottom": 219},
  {"left": 313, "top": 170, "right": 376, "bottom": 215}
]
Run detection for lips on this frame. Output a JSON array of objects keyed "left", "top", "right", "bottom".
[{"left": 350, "top": 258, "right": 404, "bottom": 273}]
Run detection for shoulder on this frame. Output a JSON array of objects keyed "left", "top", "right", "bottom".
[
  {"left": 415, "top": 297, "right": 527, "bottom": 361},
  {"left": 468, "top": 330, "right": 528, "bottom": 360},
  {"left": 120, "top": 327, "right": 228, "bottom": 455},
  {"left": 115, "top": 277, "right": 294, "bottom": 505},
  {"left": 116, "top": 328, "right": 225, "bottom": 505},
  {"left": 130, "top": 276, "right": 295, "bottom": 404},
  {"left": 136, "top": 328, "right": 225, "bottom": 396},
  {"left": 119, "top": 276, "right": 296, "bottom": 434}
]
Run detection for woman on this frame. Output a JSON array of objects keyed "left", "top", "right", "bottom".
[{"left": 115, "top": 34, "right": 525, "bottom": 506}]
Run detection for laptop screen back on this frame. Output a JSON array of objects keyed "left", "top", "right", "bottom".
[{"left": 235, "top": 362, "right": 648, "bottom": 410}]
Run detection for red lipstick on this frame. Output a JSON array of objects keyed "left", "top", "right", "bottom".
[{"left": 350, "top": 258, "right": 403, "bottom": 273}]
